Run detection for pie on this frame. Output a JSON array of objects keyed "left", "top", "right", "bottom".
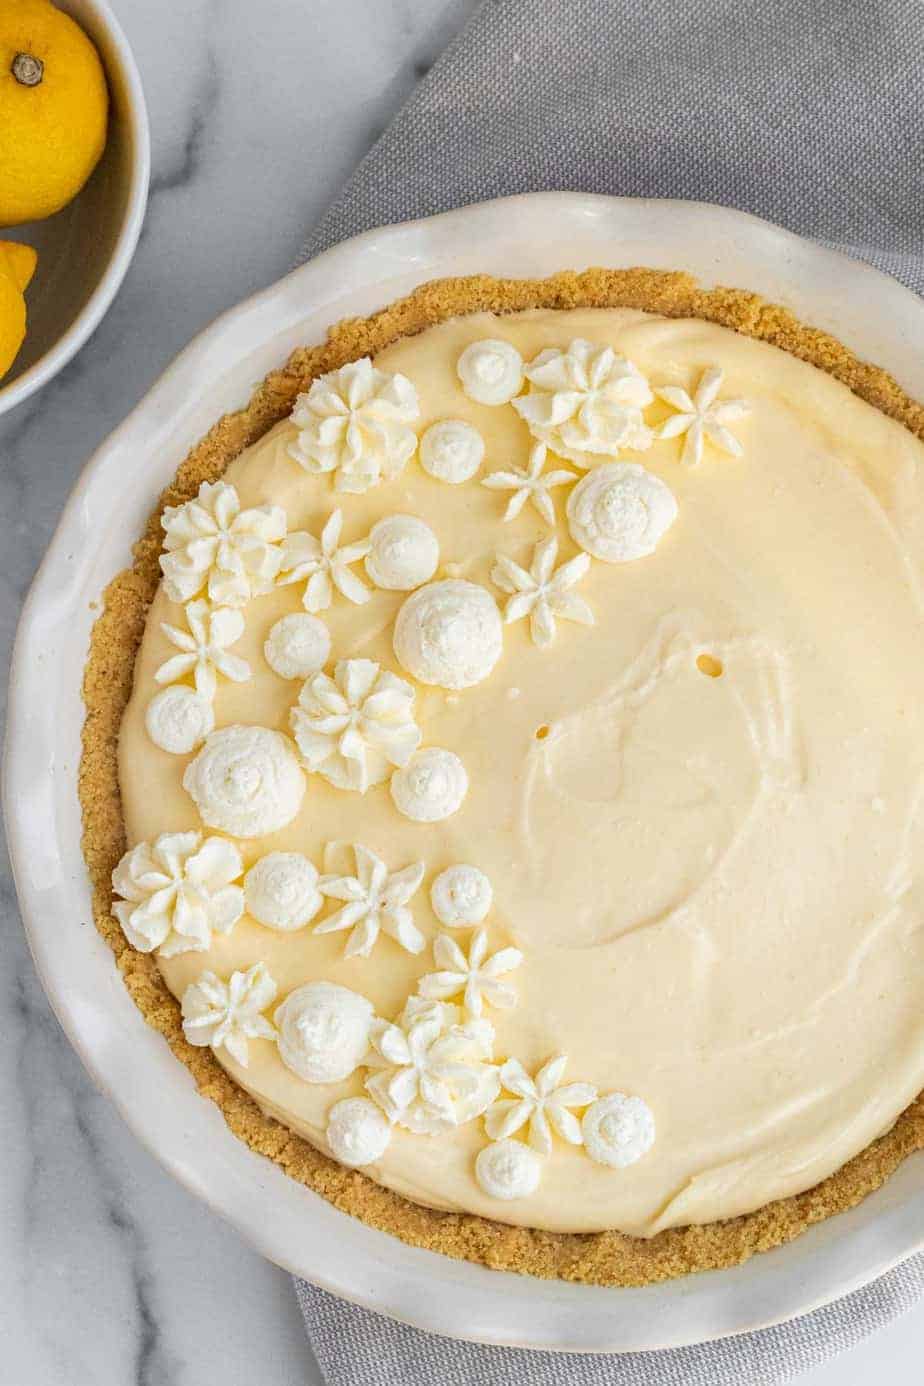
[{"left": 80, "top": 269, "right": 924, "bottom": 1286}]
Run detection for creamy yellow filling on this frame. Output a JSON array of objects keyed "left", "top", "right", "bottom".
[{"left": 118, "top": 308, "right": 924, "bottom": 1236}]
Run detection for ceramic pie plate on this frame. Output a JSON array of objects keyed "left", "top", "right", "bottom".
[{"left": 6, "top": 193, "right": 924, "bottom": 1353}]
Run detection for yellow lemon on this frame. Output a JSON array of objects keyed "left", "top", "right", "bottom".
[
  {"left": 0, "top": 238, "right": 38, "bottom": 380},
  {"left": 0, "top": 0, "right": 109, "bottom": 227}
]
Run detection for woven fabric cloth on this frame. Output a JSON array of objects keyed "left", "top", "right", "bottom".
[
  {"left": 295, "top": 0, "right": 924, "bottom": 1376},
  {"left": 296, "top": 1261, "right": 924, "bottom": 1383},
  {"left": 298, "top": 0, "right": 924, "bottom": 294}
]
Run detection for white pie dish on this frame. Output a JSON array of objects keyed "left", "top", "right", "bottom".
[{"left": 5, "top": 192, "right": 924, "bottom": 1353}]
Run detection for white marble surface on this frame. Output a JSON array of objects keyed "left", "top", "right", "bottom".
[{"left": 1, "top": 1, "right": 923, "bottom": 1382}]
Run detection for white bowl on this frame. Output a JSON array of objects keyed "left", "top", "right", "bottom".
[
  {"left": 6, "top": 194, "right": 924, "bottom": 1352},
  {"left": 0, "top": 0, "right": 150, "bottom": 416}
]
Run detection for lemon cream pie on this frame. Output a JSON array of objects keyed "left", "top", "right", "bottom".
[{"left": 81, "top": 270, "right": 924, "bottom": 1285}]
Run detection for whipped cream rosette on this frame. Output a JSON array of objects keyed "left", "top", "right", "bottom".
[
  {"left": 512, "top": 339, "right": 653, "bottom": 465},
  {"left": 160, "top": 481, "right": 286, "bottom": 607},
  {"left": 288, "top": 358, "right": 419, "bottom": 493},
  {"left": 290, "top": 658, "right": 420, "bottom": 794},
  {"left": 365, "top": 998, "right": 500, "bottom": 1135},
  {"left": 180, "top": 962, "right": 278, "bottom": 1067},
  {"left": 112, "top": 831, "right": 244, "bottom": 957}
]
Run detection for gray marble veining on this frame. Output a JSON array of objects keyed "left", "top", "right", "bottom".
[{"left": 1, "top": 2, "right": 922, "bottom": 1383}]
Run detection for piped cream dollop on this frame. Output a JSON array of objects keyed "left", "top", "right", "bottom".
[
  {"left": 274, "top": 981, "right": 375, "bottom": 1083},
  {"left": 475, "top": 1140, "right": 542, "bottom": 1199},
  {"left": 244, "top": 852, "right": 323, "bottom": 931},
  {"left": 457, "top": 340, "right": 523, "bottom": 405},
  {"left": 566, "top": 462, "right": 677, "bottom": 562},
  {"left": 390, "top": 747, "right": 469, "bottom": 821},
  {"left": 183, "top": 726, "right": 306, "bottom": 837},
  {"left": 326, "top": 1097, "right": 392, "bottom": 1167},
  {"left": 430, "top": 864, "right": 493, "bottom": 926},
  {"left": 393, "top": 579, "right": 503, "bottom": 689},
  {"left": 364, "top": 514, "right": 439, "bottom": 591},
  {"left": 145, "top": 685, "right": 214, "bottom": 754},
  {"left": 582, "top": 1094, "right": 656, "bottom": 1168},
  {"left": 263, "top": 613, "right": 331, "bottom": 680},
  {"left": 419, "top": 419, "right": 485, "bottom": 483}
]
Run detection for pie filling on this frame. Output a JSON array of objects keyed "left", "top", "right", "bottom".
[{"left": 115, "top": 307, "right": 924, "bottom": 1237}]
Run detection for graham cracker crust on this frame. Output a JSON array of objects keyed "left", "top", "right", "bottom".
[{"left": 79, "top": 268, "right": 924, "bottom": 1287}]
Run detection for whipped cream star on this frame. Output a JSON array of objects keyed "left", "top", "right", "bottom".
[
  {"left": 492, "top": 536, "right": 594, "bottom": 648},
  {"left": 290, "top": 657, "right": 421, "bottom": 793},
  {"left": 288, "top": 358, "right": 420, "bottom": 493},
  {"left": 417, "top": 929, "right": 523, "bottom": 1018},
  {"left": 481, "top": 441, "right": 576, "bottom": 526},
  {"left": 180, "top": 962, "right": 278, "bottom": 1067},
  {"left": 656, "top": 366, "right": 749, "bottom": 466},
  {"left": 155, "top": 599, "right": 252, "bottom": 701},
  {"left": 112, "top": 831, "right": 244, "bottom": 958},
  {"left": 160, "top": 481, "right": 286, "bottom": 607},
  {"left": 365, "top": 996, "right": 499, "bottom": 1134},
  {"left": 485, "top": 1055, "right": 597, "bottom": 1156},
  {"left": 315, "top": 843, "right": 426, "bottom": 958},
  {"left": 277, "top": 508, "right": 371, "bottom": 613}
]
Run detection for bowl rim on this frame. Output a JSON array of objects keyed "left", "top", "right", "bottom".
[
  {"left": 0, "top": 0, "right": 151, "bottom": 416},
  {"left": 6, "top": 192, "right": 924, "bottom": 1352}
]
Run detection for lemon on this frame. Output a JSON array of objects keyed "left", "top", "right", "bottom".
[
  {"left": 0, "top": 239, "right": 38, "bottom": 380},
  {"left": 0, "top": 0, "right": 109, "bottom": 227}
]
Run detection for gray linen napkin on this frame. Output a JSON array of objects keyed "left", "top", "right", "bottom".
[{"left": 295, "top": 0, "right": 924, "bottom": 1375}]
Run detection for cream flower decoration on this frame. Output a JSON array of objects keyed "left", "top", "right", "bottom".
[
  {"left": 160, "top": 481, "right": 286, "bottom": 607},
  {"left": 485, "top": 1055, "right": 597, "bottom": 1156},
  {"left": 481, "top": 441, "right": 576, "bottom": 526},
  {"left": 315, "top": 843, "right": 426, "bottom": 958},
  {"left": 512, "top": 339, "right": 653, "bottom": 466},
  {"left": 112, "top": 831, "right": 244, "bottom": 958},
  {"left": 290, "top": 658, "right": 421, "bottom": 793},
  {"left": 180, "top": 962, "right": 277, "bottom": 1067},
  {"left": 155, "top": 599, "right": 252, "bottom": 701},
  {"left": 277, "top": 509, "right": 371, "bottom": 613},
  {"left": 288, "top": 358, "right": 420, "bottom": 494},
  {"left": 417, "top": 930, "right": 523, "bottom": 1018},
  {"left": 492, "top": 536, "right": 594, "bottom": 648},
  {"left": 365, "top": 996, "right": 500, "bottom": 1134},
  {"left": 656, "top": 366, "right": 749, "bottom": 467}
]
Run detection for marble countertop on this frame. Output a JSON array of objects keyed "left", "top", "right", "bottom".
[{"left": 1, "top": 1, "right": 922, "bottom": 1381}]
